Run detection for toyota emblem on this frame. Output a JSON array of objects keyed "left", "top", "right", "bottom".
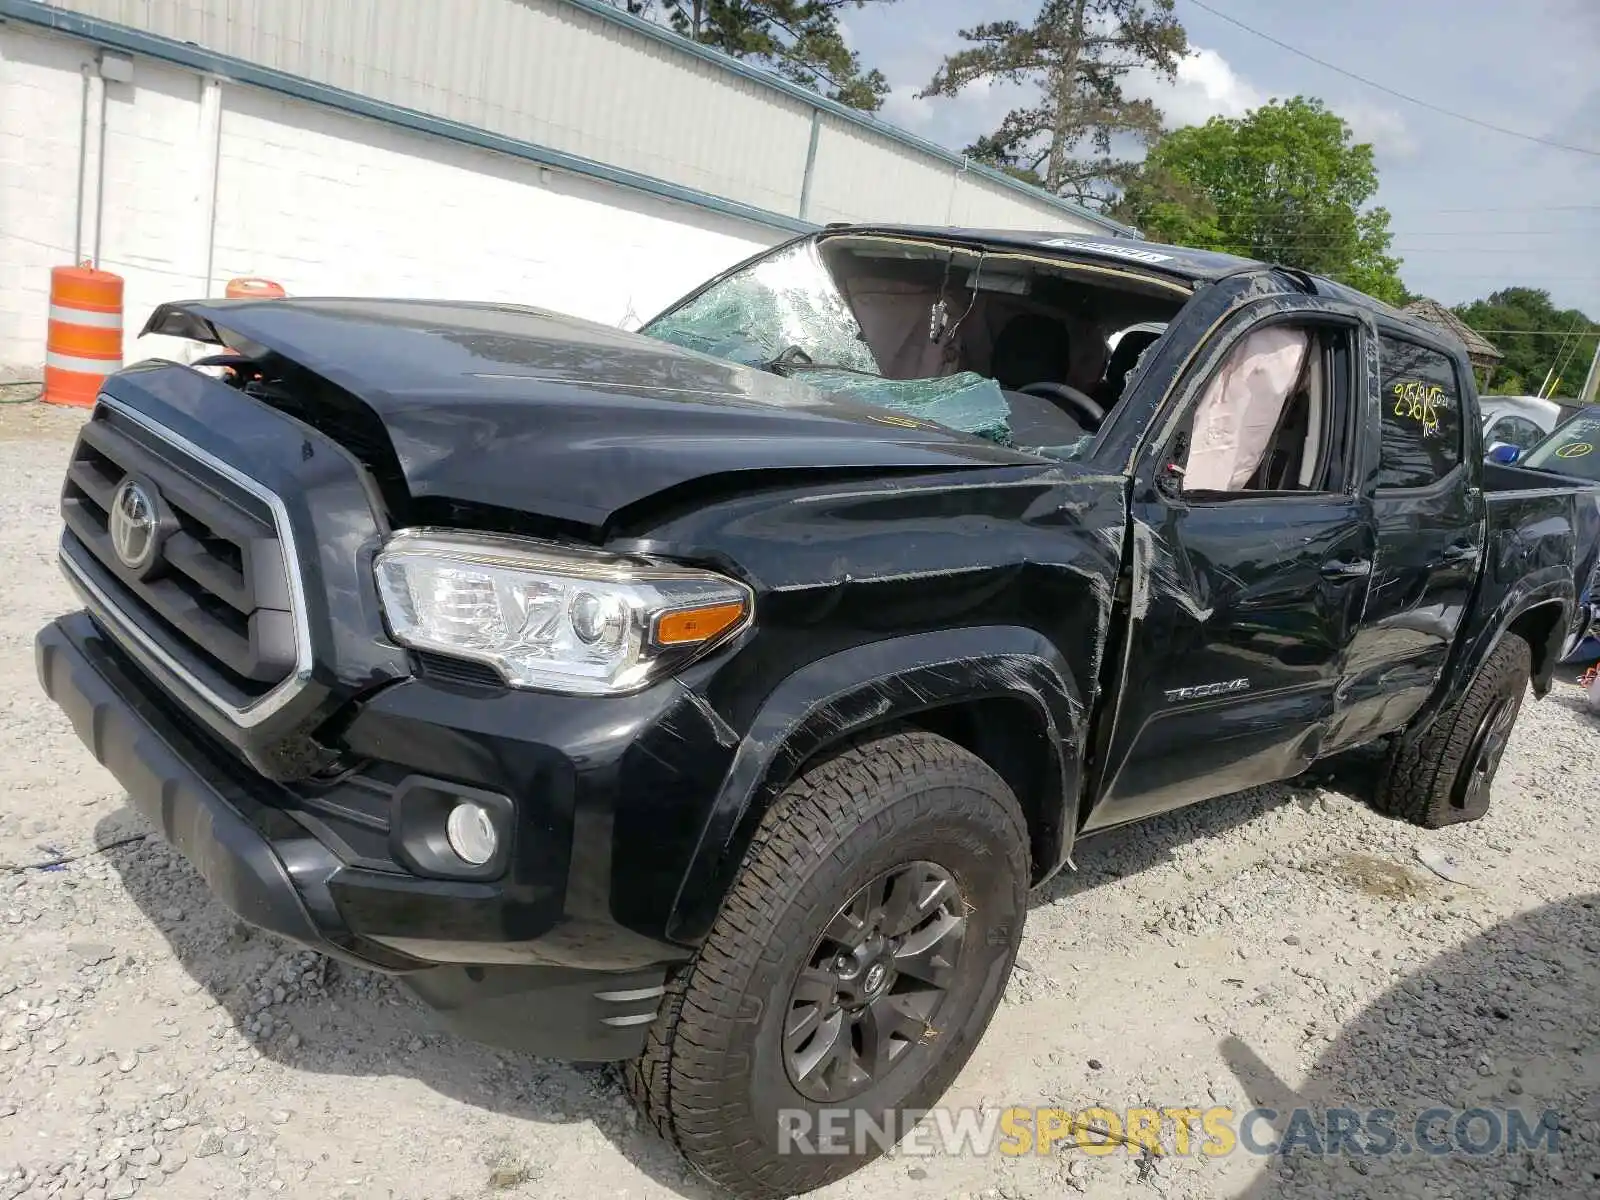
[{"left": 109, "top": 478, "right": 159, "bottom": 572}]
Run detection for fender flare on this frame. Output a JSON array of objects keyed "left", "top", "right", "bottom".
[
  {"left": 665, "top": 626, "right": 1087, "bottom": 944},
  {"left": 1408, "top": 570, "right": 1573, "bottom": 742}
]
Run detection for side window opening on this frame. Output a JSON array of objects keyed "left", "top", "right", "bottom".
[
  {"left": 1167, "top": 323, "right": 1350, "bottom": 497},
  {"left": 1376, "top": 335, "right": 1464, "bottom": 489},
  {"left": 1249, "top": 339, "right": 1322, "bottom": 490}
]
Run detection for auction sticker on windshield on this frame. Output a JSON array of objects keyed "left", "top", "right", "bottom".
[{"left": 1522, "top": 412, "right": 1600, "bottom": 480}]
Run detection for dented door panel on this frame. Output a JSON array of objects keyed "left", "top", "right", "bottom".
[
  {"left": 1085, "top": 494, "right": 1374, "bottom": 828},
  {"left": 1326, "top": 469, "right": 1484, "bottom": 749}
]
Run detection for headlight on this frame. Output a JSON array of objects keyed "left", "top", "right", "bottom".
[{"left": 374, "top": 530, "right": 753, "bottom": 695}]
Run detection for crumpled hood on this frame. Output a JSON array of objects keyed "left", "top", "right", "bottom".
[{"left": 142, "top": 297, "right": 1030, "bottom": 530}]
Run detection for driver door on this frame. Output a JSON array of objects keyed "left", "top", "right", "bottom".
[{"left": 1085, "top": 309, "right": 1376, "bottom": 830}]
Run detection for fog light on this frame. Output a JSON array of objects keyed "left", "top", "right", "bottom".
[{"left": 445, "top": 801, "right": 498, "bottom": 865}]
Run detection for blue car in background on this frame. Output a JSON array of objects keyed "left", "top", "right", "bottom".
[{"left": 1495, "top": 406, "right": 1600, "bottom": 663}]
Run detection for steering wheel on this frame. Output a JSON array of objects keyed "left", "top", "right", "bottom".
[{"left": 1017, "top": 382, "right": 1106, "bottom": 428}]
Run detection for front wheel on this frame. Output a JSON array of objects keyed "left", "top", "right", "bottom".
[
  {"left": 1375, "top": 631, "right": 1531, "bottom": 828},
  {"left": 625, "top": 730, "right": 1029, "bottom": 1199}
]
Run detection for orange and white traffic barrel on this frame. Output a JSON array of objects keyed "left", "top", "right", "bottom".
[
  {"left": 224, "top": 277, "right": 286, "bottom": 299},
  {"left": 44, "top": 265, "right": 124, "bottom": 408}
]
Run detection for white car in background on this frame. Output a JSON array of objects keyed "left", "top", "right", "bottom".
[{"left": 1481, "top": 394, "right": 1566, "bottom": 455}]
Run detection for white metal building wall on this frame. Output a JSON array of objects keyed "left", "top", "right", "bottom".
[
  {"left": 0, "top": 20, "right": 775, "bottom": 370},
  {"left": 37, "top": 0, "right": 1118, "bottom": 232},
  {"left": 211, "top": 85, "right": 772, "bottom": 325},
  {"left": 2, "top": 0, "right": 1127, "bottom": 373}
]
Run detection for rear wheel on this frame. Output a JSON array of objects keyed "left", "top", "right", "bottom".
[
  {"left": 625, "top": 730, "right": 1028, "bottom": 1199},
  {"left": 1375, "top": 632, "right": 1531, "bottom": 828}
]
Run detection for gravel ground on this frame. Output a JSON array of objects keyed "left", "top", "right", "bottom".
[{"left": 2, "top": 401, "right": 1598, "bottom": 1200}]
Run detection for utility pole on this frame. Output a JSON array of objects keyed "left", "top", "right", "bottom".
[{"left": 1581, "top": 331, "right": 1600, "bottom": 407}]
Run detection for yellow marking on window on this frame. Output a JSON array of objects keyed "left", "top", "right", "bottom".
[{"left": 1390, "top": 380, "right": 1448, "bottom": 437}]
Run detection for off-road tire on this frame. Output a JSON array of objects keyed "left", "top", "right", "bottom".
[
  {"left": 624, "top": 729, "right": 1028, "bottom": 1199},
  {"left": 1375, "top": 632, "right": 1532, "bottom": 828}
]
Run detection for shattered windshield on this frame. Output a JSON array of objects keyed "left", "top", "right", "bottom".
[
  {"left": 640, "top": 235, "right": 1099, "bottom": 463},
  {"left": 642, "top": 239, "right": 880, "bottom": 374}
]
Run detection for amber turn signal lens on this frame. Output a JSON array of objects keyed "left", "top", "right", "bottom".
[{"left": 653, "top": 601, "right": 747, "bottom": 646}]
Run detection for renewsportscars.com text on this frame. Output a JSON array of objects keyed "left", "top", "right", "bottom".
[{"left": 776, "top": 1105, "right": 1563, "bottom": 1159}]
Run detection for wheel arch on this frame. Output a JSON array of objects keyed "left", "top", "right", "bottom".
[
  {"left": 909, "top": 697, "right": 1063, "bottom": 882},
  {"left": 1507, "top": 598, "right": 1569, "bottom": 694},
  {"left": 1410, "top": 574, "right": 1573, "bottom": 747},
  {"left": 1466, "top": 579, "right": 1572, "bottom": 703},
  {"left": 664, "top": 627, "right": 1087, "bottom": 945}
]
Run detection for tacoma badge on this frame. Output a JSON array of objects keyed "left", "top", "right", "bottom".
[{"left": 1165, "top": 678, "right": 1251, "bottom": 703}]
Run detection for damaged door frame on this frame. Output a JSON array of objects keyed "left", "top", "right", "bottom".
[{"left": 1080, "top": 294, "right": 1382, "bottom": 831}]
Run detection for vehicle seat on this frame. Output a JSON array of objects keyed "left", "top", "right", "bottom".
[
  {"left": 988, "top": 313, "right": 1090, "bottom": 438},
  {"left": 1097, "top": 329, "right": 1163, "bottom": 409},
  {"left": 989, "top": 313, "right": 1073, "bottom": 391}
]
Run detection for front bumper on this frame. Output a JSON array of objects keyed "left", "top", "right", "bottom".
[{"left": 36, "top": 613, "right": 670, "bottom": 1060}]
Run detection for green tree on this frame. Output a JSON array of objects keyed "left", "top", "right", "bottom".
[
  {"left": 613, "top": 1, "right": 894, "bottom": 110},
  {"left": 1455, "top": 288, "right": 1598, "bottom": 399},
  {"left": 1115, "top": 97, "right": 1409, "bottom": 304},
  {"left": 919, "top": 0, "right": 1188, "bottom": 206}
]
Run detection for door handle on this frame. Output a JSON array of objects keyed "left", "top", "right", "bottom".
[
  {"left": 1320, "top": 558, "right": 1372, "bottom": 580},
  {"left": 1442, "top": 542, "right": 1479, "bottom": 565}
]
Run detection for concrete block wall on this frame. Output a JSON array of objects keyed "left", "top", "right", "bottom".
[
  {"left": 0, "top": 20, "right": 777, "bottom": 373},
  {"left": 0, "top": 25, "right": 90, "bottom": 372}
]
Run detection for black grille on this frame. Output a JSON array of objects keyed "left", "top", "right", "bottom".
[{"left": 62, "top": 407, "right": 298, "bottom": 700}]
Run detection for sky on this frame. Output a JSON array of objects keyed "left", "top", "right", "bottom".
[{"left": 840, "top": 0, "right": 1600, "bottom": 321}]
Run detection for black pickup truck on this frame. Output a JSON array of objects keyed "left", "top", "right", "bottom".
[{"left": 35, "top": 227, "right": 1600, "bottom": 1198}]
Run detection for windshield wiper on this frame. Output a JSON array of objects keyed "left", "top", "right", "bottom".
[{"left": 763, "top": 345, "right": 880, "bottom": 378}]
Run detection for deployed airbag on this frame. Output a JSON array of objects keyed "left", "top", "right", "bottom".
[{"left": 1184, "top": 326, "right": 1308, "bottom": 492}]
